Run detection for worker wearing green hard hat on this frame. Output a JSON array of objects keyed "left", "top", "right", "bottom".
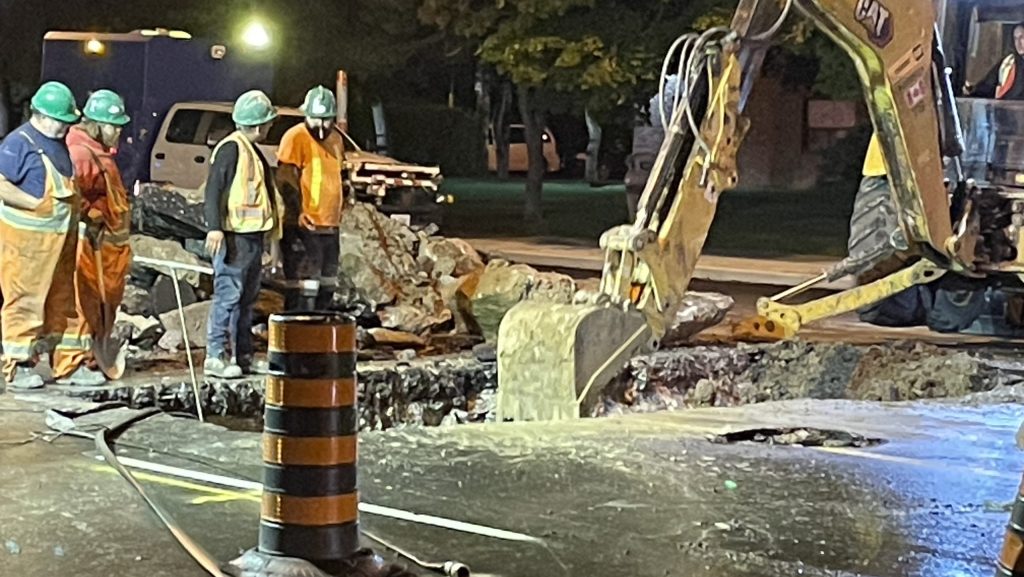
[
  {"left": 232, "top": 89, "right": 278, "bottom": 127},
  {"left": 31, "top": 80, "right": 82, "bottom": 125},
  {"left": 82, "top": 89, "right": 131, "bottom": 126},
  {"left": 52, "top": 88, "right": 134, "bottom": 386},
  {"left": 202, "top": 89, "right": 283, "bottom": 379},
  {"left": 301, "top": 85, "right": 337, "bottom": 118},
  {"left": 276, "top": 85, "right": 346, "bottom": 311},
  {"left": 0, "top": 81, "right": 81, "bottom": 390}
]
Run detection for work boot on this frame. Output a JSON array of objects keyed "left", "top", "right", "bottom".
[
  {"left": 8, "top": 365, "right": 44, "bottom": 390},
  {"left": 237, "top": 356, "right": 270, "bottom": 376},
  {"left": 56, "top": 365, "right": 107, "bottom": 387},
  {"left": 204, "top": 355, "right": 243, "bottom": 379}
]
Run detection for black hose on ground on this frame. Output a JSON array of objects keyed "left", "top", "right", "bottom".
[
  {"left": 93, "top": 408, "right": 231, "bottom": 577},
  {"left": 82, "top": 407, "right": 471, "bottom": 577}
]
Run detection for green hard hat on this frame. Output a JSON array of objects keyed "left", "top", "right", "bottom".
[
  {"left": 31, "top": 81, "right": 81, "bottom": 124},
  {"left": 232, "top": 90, "right": 277, "bottom": 126},
  {"left": 83, "top": 89, "right": 130, "bottom": 126},
  {"left": 300, "top": 85, "right": 337, "bottom": 119}
]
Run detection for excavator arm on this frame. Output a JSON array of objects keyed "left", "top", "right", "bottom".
[{"left": 495, "top": 0, "right": 1018, "bottom": 421}]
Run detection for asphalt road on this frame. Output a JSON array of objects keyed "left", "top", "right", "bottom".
[{"left": 1, "top": 393, "right": 1019, "bottom": 577}]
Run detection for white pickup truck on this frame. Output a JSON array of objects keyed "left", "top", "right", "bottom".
[{"left": 148, "top": 101, "right": 448, "bottom": 226}]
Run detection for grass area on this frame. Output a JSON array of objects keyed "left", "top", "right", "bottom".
[{"left": 441, "top": 177, "right": 856, "bottom": 258}]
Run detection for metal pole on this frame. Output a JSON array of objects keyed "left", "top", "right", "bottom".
[
  {"left": 168, "top": 265, "right": 204, "bottom": 423},
  {"left": 131, "top": 255, "right": 212, "bottom": 422},
  {"left": 770, "top": 272, "right": 829, "bottom": 303}
]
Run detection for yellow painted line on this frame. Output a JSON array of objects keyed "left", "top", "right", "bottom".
[
  {"left": 191, "top": 493, "right": 261, "bottom": 505},
  {"left": 813, "top": 447, "right": 1019, "bottom": 480},
  {"left": 91, "top": 464, "right": 261, "bottom": 505}
]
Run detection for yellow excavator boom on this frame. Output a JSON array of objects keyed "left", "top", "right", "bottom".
[{"left": 496, "top": 0, "right": 1020, "bottom": 421}]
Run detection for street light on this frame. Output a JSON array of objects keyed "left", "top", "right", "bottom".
[
  {"left": 84, "top": 38, "right": 106, "bottom": 55},
  {"left": 241, "top": 20, "right": 270, "bottom": 49}
]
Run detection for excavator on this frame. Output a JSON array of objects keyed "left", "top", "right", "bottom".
[
  {"left": 497, "top": 0, "right": 1024, "bottom": 571},
  {"left": 495, "top": 0, "right": 1024, "bottom": 422}
]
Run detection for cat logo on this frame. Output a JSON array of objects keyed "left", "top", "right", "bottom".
[{"left": 855, "top": 0, "right": 894, "bottom": 48}]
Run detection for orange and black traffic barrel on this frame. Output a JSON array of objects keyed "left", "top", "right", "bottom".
[
  {"left": 998, "top": 474, "right": 1024, "bottom": 576},
  {"left": 259, "top": 312, "right": 359, "bottom": 573}
]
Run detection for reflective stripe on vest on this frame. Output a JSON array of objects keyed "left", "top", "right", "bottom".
[
  {"left": 997, "top": 55, "right": 1017, "bottom": 100},
  {"left": 211, "top": 131, "right": 274, "bottom": 233},
  {"left": 0, "top": 131, "right": 75, "bottom": 234},
  {"left": 310, "top": 156, "right": 323, "bottom": 210}
]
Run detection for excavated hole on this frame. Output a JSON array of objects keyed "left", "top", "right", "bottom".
[{"left": 709, "top": 427, "right": 886, "bottom": 448}]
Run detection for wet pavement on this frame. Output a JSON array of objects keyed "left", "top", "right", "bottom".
[{"left": 0, "top": 391, "right": 1020, "bottom": 577}]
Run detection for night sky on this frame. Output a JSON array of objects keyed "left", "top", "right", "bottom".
[{"left": 0, "top": 0, "right": 464, "bottom": 106}]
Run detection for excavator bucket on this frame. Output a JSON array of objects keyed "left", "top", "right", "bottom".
[{"left": 496, "top": 300, "right": 652, "bottom": 421}]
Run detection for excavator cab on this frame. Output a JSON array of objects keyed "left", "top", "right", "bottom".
[{"left": 949, "top": 1, "right": 1024, "bottom": 189}]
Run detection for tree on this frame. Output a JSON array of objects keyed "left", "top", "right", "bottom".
[{"left": 419, "top": 0, "right": 720, "bottom": 226}]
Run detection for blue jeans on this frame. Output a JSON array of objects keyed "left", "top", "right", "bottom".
[{"left": 206, "top": 233, "right": 263, "bottom": 361}]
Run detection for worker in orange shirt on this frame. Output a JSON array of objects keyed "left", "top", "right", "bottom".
[
  {"left": 276, "top": 85, "right": 345, "bottom": 310},
  {"left": 52, "top": 89, "right": 132, "bottom": 386}
]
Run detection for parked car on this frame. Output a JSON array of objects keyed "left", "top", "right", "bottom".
[
  {"left": 486, "top": 124, "right": 562, "bottom": 173},
  {"left": 151, "top": 101, "right": 448, "bottom": 227}
]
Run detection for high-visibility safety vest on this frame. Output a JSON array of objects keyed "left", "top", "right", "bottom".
[
  {"left": 997, "top": 54, "right": 1019, "bottom": 100},
  {"left": 211, "top": 131, "right": 276, "bottom": 233},
  {"left": 0, "top": 131, "right": 77, "bottom": 234}
]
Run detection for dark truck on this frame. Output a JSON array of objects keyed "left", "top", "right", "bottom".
[{"left": 40, "top": 29, "right": 447, "bottom": 230}]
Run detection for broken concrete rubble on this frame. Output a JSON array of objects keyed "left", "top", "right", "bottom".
[
  {"left": 114, "top": 312, "right": 163, "bottom": 347},
  {"left": 120, "top": 284, "right": 152, "bottom": 317},
  {"left": 337, "top": 202, "right": 485, "bottom": 335},
  {"left": 67, "top": 339, "right": 1021, "bottom": 432},
  {"left": 367, "top": 328, "right": 427, "bottom": 348},
  {"left": 419, "top": 237, "right": 484, "bottom": 279},
  {"left": 131, "top": 183, "right": 207, "bottom": 240},
  {"left": 662, "top": 292, "right": 735, "bottom": 346},
  {"left": 468, "top": 259, "right": 576, "bottom": 342},
  {"left": 339, "top": 203, "right": 424, "bottom": 307},
  {"left": 157, "top": 301, "right": 212, "bottom": 351},
  {"left": 70, "top": 355, "right": 497, "bottom": 430},
  {"left": 130, "top": 235, "right": 207, "bottom": 286},
  {"left": 601, "top": 340, "right": 1010, "bottom": 415},
  {"left": 150, "top": 274, "right": 199, "bottom": 315},
  {"left": 338, "top": 206, "right": 448, "bottom": 334}
]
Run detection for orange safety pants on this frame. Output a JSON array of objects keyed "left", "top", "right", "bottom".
[
  {"left": 52, "top": 236, "right": 131, "bottom": 379},
  {"left": 0, "top": 222, "right": 78, "bottom": 382}
]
